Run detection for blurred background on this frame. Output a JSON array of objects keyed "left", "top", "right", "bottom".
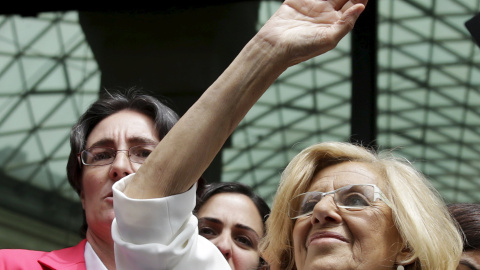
[{"left": 1, "top": 0, "right": 479, "bottom": 251}]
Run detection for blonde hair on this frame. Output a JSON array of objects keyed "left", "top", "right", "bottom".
[{"left": 259, "top": 142, "right": 462, "bottom": 270}]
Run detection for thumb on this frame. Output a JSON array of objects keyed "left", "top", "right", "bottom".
[{"left": 338, "top": 4, "right": 366, "bottom": 35}]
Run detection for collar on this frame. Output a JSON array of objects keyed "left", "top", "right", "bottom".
[{"left": 38, "top": 239, "right": 87, "bottom": 270}]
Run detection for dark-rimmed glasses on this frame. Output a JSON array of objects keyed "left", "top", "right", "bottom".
[
  {"left": 288, "top": 184, "right": 393, "bottom": 219},
  {"left": 78, "top": 144, "right": 156, "bottom": 166}
]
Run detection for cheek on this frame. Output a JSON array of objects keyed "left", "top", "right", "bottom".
[
  {"left": 348, "top": 217, "right": 377, "bottom": 245},
  {"left": 132, "top": 163, "right": 142, "bottom": 172},
  {"left": 292, "top": 219, "right": 309, "bottom": 268},
  {"left": 347, "top": 212, "right": 399, "bottom": 256},
  {"left": 81, "top": 168, "right": 106, "bottom": 198},
  {"left": 292, "top": 218, "right": 309, "bottom": 244},
  {"left": 370, "top": 211, "right": 398, "bottom": 242},
  {"left": 234, "top": 248, "right": 261, "bottom": 269}
]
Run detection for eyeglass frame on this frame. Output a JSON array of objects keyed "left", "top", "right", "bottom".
[
  {"left": 77, "top": 144, "right": 157, "bottom": 166},
  {"left": 288, "top": 184, "right": 393, "bottom": 219}
]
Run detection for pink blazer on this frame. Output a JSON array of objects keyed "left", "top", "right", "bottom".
[{"left": 0, "top": 239, "right": 87, "bottom": 270}]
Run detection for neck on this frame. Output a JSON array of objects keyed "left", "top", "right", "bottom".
[{"left": 86, "top": 228, "right": 116, "bottom": 270}]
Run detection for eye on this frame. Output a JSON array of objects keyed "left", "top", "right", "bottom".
[
  {"left": 198, "top": 226, "right": 217, "bottom": 239},
  {"left": 301, "top": 199, "right": 319, "bottom": 214},
  {"left": 299, "top": 193, "right": 322, "bottom": 214},
  {"left": 131, "top": 146, "right": 153, "bottom": 158},
  {"left": 342, "top": 193, "right": 370, "bottom": 207},
  {"left": 235, "top": 235, "right": 254, "bottom": 248},
  {"left": 91, "top": 150, "right": 114, "bottom": 161}
]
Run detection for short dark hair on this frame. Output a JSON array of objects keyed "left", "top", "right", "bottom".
[
  {"left": 448, "top": 203, "right": 480, "bottom": 251},
  {"left": 67, "top": 87, "right": 179, "bottom": 195}
]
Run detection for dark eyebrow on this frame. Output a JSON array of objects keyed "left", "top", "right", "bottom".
[
  {"left": 89, "top": 138, "right": 114, "bottom": 149},
  {"left": 235, "top": 223, "right": 260, "bottom": 238},
  {"left": 88, "top": 137, "right": 158, "bottom": 149},
  {"left": 127, "top": 137, "right": 158, "bottom": 145},
  {"left": 198, "top": 217, "right": 223, "bottom": 225},
  {"left": 460, "top": 259, "right": 479, "bottom": 270}
]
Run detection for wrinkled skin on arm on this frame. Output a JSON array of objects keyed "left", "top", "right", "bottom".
[{"left": 124, "top": 0, "right": 368, "bottom": 199}]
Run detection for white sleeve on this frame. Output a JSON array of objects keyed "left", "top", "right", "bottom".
[{"left": 111, "top": 174, "right": 230, "bottom": 270}]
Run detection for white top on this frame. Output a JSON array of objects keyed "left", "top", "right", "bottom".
[
  {"left": 84, "top": 241, "right": 107, "bottom": 270},
  {"left": 111, "top": 174, "right": 230, "bottom": 270}
]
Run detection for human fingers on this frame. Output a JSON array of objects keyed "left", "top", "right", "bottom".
[
  {"left": 341, "top": 2, "right": 366, "bottom": 26},
  {"left": 331, "top": 2, "right": 367, "bottom": 40},
  {"left": 330, "top": 0, "right": 368, "bottom": 11},
  {"left": 339, "top": 0, "right": 368, "bottom": 14}
]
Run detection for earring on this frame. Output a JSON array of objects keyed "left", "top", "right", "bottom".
[{"left": 397, "top": 265, "right": 404, "bottom": 270}]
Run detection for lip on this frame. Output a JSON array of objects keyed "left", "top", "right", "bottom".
[
  {"left": 104, "top": 192, "right": 114, "bottom": 204},
  {"left": 307, "top": 231, "right": 349, "bottom": 247}
]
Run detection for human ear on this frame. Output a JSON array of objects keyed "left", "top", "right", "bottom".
[{"left": 395, "top": 245, "right": 415, "bottom": 266}]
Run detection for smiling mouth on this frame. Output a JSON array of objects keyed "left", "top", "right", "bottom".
[{"left": 307, "top": 231, "right": 349, "bottom": 247}]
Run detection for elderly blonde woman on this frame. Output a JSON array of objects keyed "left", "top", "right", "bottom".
[{"left": 259, "top": 141, "right": 463, "bottom": 270}]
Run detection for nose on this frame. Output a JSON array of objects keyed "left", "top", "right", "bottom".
[
  {"left": 212, "top": 234, "right": 233, "bottom": 261},
  {"left": 310, "top": 194, "right": 342, "bottom": 226},
  {"left": 108, "top": 151, "right": 135, "bottom": 181}
]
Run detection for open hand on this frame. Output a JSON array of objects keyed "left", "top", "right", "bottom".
[{"left": 255, "top": 0, "right": 368, "bottom": 67}]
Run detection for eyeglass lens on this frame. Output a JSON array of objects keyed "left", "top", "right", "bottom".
[
  {"left": 288, "top": 184, "right": 376, "bottom": 219},
  {"left": 81, "top": 145, "right": 156, "bottom": 166}
]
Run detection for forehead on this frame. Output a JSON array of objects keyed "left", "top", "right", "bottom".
[
  {"left": 197, "top": 193, "right": 264, "bottom": 235},
  {"left": 307, "top": 162, "right": 383, "bottom": 192},
  {"left": 86, "top": 110, "right": 159, "bottom": 147}
]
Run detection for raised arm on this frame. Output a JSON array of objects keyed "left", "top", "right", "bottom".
[{"left": 124, "top": 0, "right": 368, "bottom": 199}]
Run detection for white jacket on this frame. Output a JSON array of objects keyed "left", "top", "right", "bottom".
[{"left": 112, "top": 174, "right": 230, "bottom": 270}]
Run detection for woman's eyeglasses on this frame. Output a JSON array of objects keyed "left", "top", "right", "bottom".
[
  {"left": 78, "top": 144, "right": 156, "bottom": 166},
  {"left": 288, "top": 184, "right": 393, "bottom": 219}
]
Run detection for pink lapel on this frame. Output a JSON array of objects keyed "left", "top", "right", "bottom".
[{"left": 38, "top": 239, "right": 87, "bottom": 270}]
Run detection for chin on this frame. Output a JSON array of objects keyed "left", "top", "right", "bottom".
[
  {"left": 302, "top": 255, "right": 350, "bottom": 270},
  {"left": 105, "top": 211, "right": 116, "bottom": 223}
]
